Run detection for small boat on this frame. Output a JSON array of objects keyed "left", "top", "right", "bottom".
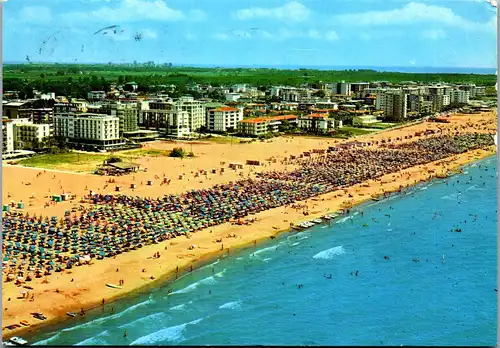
[
  {"left": 19, "top": 320, "right": 30, "bottom": 327},
  {"left": 66, "top": 312, "right": 77, "bottom": 317},
  {"left": 106, "top": 283, "right": 122, "bottom": 289},
  {"left": 312, "top": 219, "right": 323, "bottom": 224},
  {"left": 3, "top": 341, "right": 16, "bottom": 346},
  {"left": 29, "top": 312, "right": 42, "bottom": 316},
  {"left": 32, "top": 314, "right": 47, "bottom": 320},
  {"left": 10, "top": 336, "right": 28, "bottom": 346}
]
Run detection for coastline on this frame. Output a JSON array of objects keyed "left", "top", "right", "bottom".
[{"left": 4, "top": 144, "right": 497, "bottom": 342}]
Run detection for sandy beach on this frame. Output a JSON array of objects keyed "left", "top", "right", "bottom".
[{"left": 2, "top": 111, "right": 497, "bottom": 340}]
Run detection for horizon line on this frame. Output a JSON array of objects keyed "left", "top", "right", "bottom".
[{"left": 4, "top": 61, "right": 497, "bottom": 71}]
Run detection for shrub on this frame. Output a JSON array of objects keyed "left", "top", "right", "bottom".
[{"left": 169, "top": 147, "right": 186, "bottom": 158}]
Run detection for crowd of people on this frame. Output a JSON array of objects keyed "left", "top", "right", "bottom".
[{"left": 1, "top": 132, "right": 495, "bottom": 282}]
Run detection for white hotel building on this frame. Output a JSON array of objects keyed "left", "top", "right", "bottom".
[
  {"left": 54, "top": 113, "right": 123, "bottom": 150},
  {"left": 206, "top": 107, "right": 243, "bottom": 132}
]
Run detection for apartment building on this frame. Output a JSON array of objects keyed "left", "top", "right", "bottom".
[
  {"left": 12, "top": 120, "right": 51, "bottom": 149},
  {"left": 30, "top": 108, "right": 54, "bottom": 125},
  {"left": 427, "top": 94, "right": 451, "bottom": 113},
  {"left": 350, "top": 82, "right": 370, "bottom": 97},
  {"left": 3, "top": 101, "right": 32, "bottom": 119},
  {"left": 2, "top": 119, "right": 14, "bottom": 154},
  {"left": 237, "top": 118, "right": 269, "bottom": 136},
  {"left": 87, "top": 91, "right": 107, "bottom": 101},
  {"left": 139, "top": 97, "right": 206, "bottom": 138},
  {"left": 408, "top": 94, "right": 432, "bottom": 115},
  {"left": 375, "top": 89, "right": 401, "bottom": 110},
  {"left": 297, "top": 113, "right": 338, "bottom": 133},
  {"left": 91, "top": 101, "right": 139, "bottom": 135},
  {"left": 335, "top": 82, "right": 351, "bottom": 96},
  {"left": 451, "top": 89, "right": 470, "bottom": 104},
  {"left": 458, "top": 84, "right": 482, "bottom": 98},
  {"left": 383, "top": 92, "right": 408, "bottom": 121},
  {"left": 54, "top": 113, "right": 123, "bottom": 149},
  {"left": 206, "top": 107, "right": 243, "bottom": 132},
  {"left": 237, "top": 115, "right": 297, "bottom": 136}
]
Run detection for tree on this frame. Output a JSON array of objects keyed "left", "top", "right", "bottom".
[
  {"left": 313, "top": 90, "right": 326, "bottom": 98},
  {"left": 169, "top": 147, "right": 186, "bottom": 158}
]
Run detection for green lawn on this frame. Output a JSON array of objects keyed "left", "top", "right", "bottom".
[
  {"left": 120, "top": 148, "right": 172, "bottom": 157},
  {"left": 339, "top": 127, "right": 376, "bottom": 135},
  {"left": 17, "top": 152, "right": 109, "bottom": 172}
]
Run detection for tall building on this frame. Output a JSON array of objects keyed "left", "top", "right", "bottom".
[
  {"left": 384, "top": 92, "right": 408, "bottom": 121},
  {"left": 451, "top": 90, "right": 470, "bottom": 104},
  {"left": 175, "top": 96, "right": 206, "bottom": 133},
  {"left": 98, "top": 101, "right": 139, "bottom": 135},
  {"left": 350, "top": 82, "right": 370, "bottom": 97},
  {"left": 54, "top": 113, "right": 122, "bottom": 150},
  {"left": 30, "top": 108, "right": 54, "bottom": 125},
  {"left": 139, "top": 97, "right": 206, "bottom": 138},
  {"left": 336, "top": 82, "right": 351, "bottom": 96},
  {"left": 427, "top": 94, "right": 451, "bottom": 113},
  {"left": 2, "top": 120, "right": 14, "bottom": 154},
  {"left": 427, "top": 86, "right": 451, "bottom": 112},
  {"left": 206, "top": 107, "right": 243, "bottom": 132}
]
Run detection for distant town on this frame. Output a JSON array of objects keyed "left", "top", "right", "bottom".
[{"left": 2, "top": 71, "right": 496, "bottom": 159}]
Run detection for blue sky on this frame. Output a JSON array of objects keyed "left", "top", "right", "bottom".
[{"left": 3, "top": 0, "right": 498, "bottom": 67}]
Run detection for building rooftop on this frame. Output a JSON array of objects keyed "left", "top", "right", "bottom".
[{"left": 214, "top": 107, "right": 240, "bottom": 112}]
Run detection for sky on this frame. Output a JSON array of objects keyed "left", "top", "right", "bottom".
[{"left": 2, "top": 0, "right": 498, "bottom": 68}]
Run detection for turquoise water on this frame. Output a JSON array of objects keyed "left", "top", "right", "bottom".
[{"left": 31, "top": 156, "right": 497, "bottom": 346}]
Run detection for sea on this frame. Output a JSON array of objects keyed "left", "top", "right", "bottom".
[{"left": 29, "top": 155, "right": 497, "bottom": 346}]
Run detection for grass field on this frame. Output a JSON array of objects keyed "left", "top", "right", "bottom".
[
  {"left": 339, "top": 127, "right": 377, "bottom": 135},
  {"left": 17, "top": 152, "right": 109, "bottom": 172},
  {"left": 119, "top": 149, "right": 173, "bottom": 157},
  {"left": 4, "top": 64, "right": 497, "bottom": 87}
]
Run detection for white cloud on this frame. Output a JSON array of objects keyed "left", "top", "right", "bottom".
[
  {"left": 20, "top": 6, "right": 52, "bottom": 23},
  {"left": 141, "top": 29, "right": 158, "bottom": 39},
  {"left": 333, "top": 2, "right": 494, "bottom": 32},
  {"left": 235, "top": 1, "right": 311, "bottom": 22},
  {"left": 422, "top": 29, "right": 447, "bottom": 40},
  {"left": 188, "top": 9, "right": 207, "bottom": 22},
  {"left": 213, "top": 33, "right": 230, "bottom": 40},
  {"left": 184, "top": 32, "right": 198, "bottom": 41},
  {"left": 66, "top": 0, "right": 185, "bottom": 22},
  {"left": 324, "top": 30, "right": 339, "bottom": 41},
  {"left": 213, "top": 28, "right": 339, "bottom": 41}
]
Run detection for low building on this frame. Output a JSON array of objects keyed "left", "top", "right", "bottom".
[
  {"left": 297, "top": 113, "right": 339, "bottom": 133},
  {"left": 237, "top": 118, "right": 269, "bottom": 136},
  {"left": 237, "top": 115, "right": 297, "bottom": 136},
  {"left": 87, "top": 91, "right": 107, "bottom": 101},
  {"left": 12, "top": 120, "right": 51, "bottom": 149},
  {"left": 352, "top": 115, "right": 378, "bottom": 126},
  {"left": 54, "top": 113, "right": 123, "bottom": 150},
  {"left": 225, "top": 93, "right": 242, "bottom": 102},
  {"left": 206, "top": 106, "right": 243, "bottom": 132}
]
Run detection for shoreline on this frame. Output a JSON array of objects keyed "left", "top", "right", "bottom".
[{"left": 5, "top": 145, "right": 497, "bottom": 342}]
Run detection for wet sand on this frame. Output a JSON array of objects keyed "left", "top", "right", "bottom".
[{"left": 2, "top": 111, "right": 497, "bottom": 340}]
